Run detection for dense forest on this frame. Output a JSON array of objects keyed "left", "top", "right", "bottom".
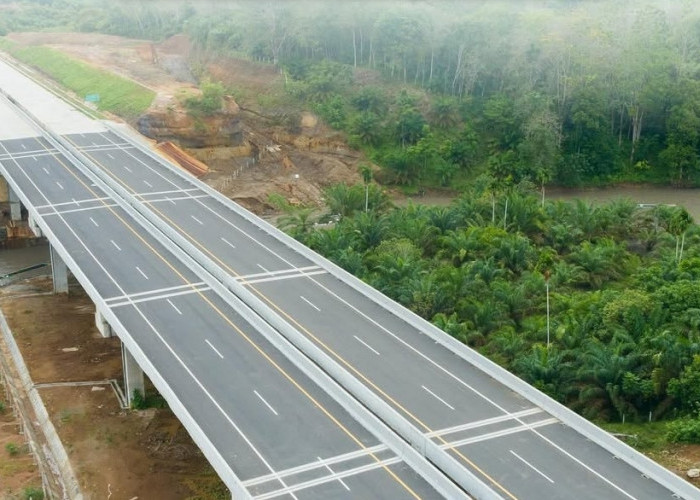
[
  {"left": 4, "top": 1, "right": 700, "bottom": 188},
  {"left": 5, "top": 0, "right": 700, "bottom": 435}
]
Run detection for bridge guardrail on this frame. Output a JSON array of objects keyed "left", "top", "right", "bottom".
[
  {"left": 0, "top": 92, "right": 254, "bottom": 500},
  {"left": 103, "top": 122, "right": 700, "bottom": 500},
  {"left": 0, "top": 92, "right": 478, "bottom": 500}
]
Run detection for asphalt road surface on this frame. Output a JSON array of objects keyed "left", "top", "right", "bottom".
[
  {"left": 0, "top": 111, "right": 443, "bottom": 499},
  {"left": 64, "top": 129, "right": 684, "bottom": 500}
]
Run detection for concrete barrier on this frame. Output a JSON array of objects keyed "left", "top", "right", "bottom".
[{"left": 0, "top": 310, "right": 82, "bottom": 500}]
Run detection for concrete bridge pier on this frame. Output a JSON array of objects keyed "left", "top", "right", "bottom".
[
  {"left": 121, "top": 342, "right": 145, "bottom": 406},
  {"left": 49, "top": 245, "right": 68, "bottom": 294},
  {"left": 8, "top": 185, "right": 21, "bottom": 221},
  {"left": 28, "top": 213, "right": 42, "bottom": 237},
  {"left": 95, "top": 309, "right": 113, "bottom": 338}
]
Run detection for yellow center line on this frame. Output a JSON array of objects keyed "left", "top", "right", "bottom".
[
  {"left": 73, "top": 141, "right": 517, "bottom": 500},
  {"left": 55, "top": 137, "right": 422, "bottom": 499}
]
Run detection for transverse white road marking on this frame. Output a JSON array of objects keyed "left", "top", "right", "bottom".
[
  {"left": 353, "top": 335, "right": 380, "bottom": 356},
  {"left": 89, "top": 217, "right": 99, "bottom": 227},
  {"left": 422, "top": 385, "right": 455, "bottom": 410},
  {"left": 205, "top": 339, "right": 224, "bottom": 359},
  {"left": 55, "top": 181, "right": 63, "bottom": 190},
  {"left": 221, "top": 237, "right": 236, "bottom": 249},
  {"left": 135, "top": 266, "right": 149, "bottom": 280},
  {"left": 191, "top": 215, "right": 203, "bottom": 225},
  {"left": 254, "top": 390, "right": 279, "bottom": 416},
  {"left": 317, "top": 456, "right": 351, "bottom": 491},
  {"left": 167, "top": 299, "right": 183, "bottom": 315},
  {"left": 110, "top": 240, "right": 121, "bottom": 251},
  {"left": 300, "top": 296, "right": 320, "bottom": 311},
  {"left": 510, "top": 450, "right": 555, "bottom": 484}
]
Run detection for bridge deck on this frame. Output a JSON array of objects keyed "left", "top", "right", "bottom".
[{"left": 0, "top": 122, "right": 440, "bottom": 499}]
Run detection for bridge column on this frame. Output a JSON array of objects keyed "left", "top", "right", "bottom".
[
  {"left": 49, "top": 245, "right": 68, "bottom": 294},
  {"left": 8, "top": 186, "right": 21, "bottom": 221},
  {"left": 121, "top": 343, "right": 144, "bottom": 406},
  {"left": 28, "top": 213, "right": 42, "bottom": 237},
  {"left": 95, "top": 309, "right": 113, "bottom": 338}
]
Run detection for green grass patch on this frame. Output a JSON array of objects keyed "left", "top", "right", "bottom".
[
  {"left": 601, "top": 421, "right": 669, "bottom": 452},
  {"left": 0, "top": 40, "right": 154, "bottom": 120}
]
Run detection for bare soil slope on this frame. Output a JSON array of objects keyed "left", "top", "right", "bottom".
[{"left": 7, "top": 32, "right": 362, "bottom": 213}]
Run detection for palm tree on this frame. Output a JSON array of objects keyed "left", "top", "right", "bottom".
[
  {"left": 277, "top": 206, "right": 317, "bottom": 239},
  {"left": 568, "top": 238, "right": 630, "bottom": 288},
  {"left": 428, "top": 206, "right": 459, "bottom": 234},
  {"left": 352, "top": 211, "right": 389, "bottom": 250},
  {"left": 514, "top": 344, "right": 569, "bottom": 399},
  {"left": 488, "top": 327, "right": 526, "bottom": 368},
  {"left": 494, "top": 233, "right": 535, "bottom": 276},
  {"left": 576, "top": 338, "right": 641, "bottom": 420},
  {"left": 324, "top": 183, "right": 364, "bottom": 217},
  {"left": 351, "top": 112, "right": 382, "bottom": 145}
]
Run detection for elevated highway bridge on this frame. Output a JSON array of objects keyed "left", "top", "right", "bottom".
[{"left": 0, "top": 56, "right": 697, "bottom": 500}]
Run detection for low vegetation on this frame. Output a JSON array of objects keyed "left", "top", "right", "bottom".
[
  {"left": 5, "top": 441, "right": 20, "bottom": 456},
  {"left": 0, "top": 40, "right": 155, "bottom": 120}
]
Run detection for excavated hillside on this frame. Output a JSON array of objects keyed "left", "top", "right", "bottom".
[{"left": 7, "top": 32, "right": 363, "bottom": 214}]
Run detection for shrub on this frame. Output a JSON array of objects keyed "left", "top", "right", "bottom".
[
  {"left": 131, "top": 389, "right": 146, "bottom": 410},
  {"left": 5, "top": 442, "right": 19, "bottom": 456},
  {"left": 23, "top": 486, "right": 44, "bottom": 500},
  {"left": 185, "top": 80, "right": 225, "bottom": 115},
  {"left": 666, "top": 417, "right": 700, "bottom": 444}
]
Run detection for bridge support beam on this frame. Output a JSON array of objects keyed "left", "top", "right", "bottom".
[
  {"left": 49, "top": 245, "right": 68, "bottom": 294},
  {"left": 121, "top": 343, "right": 144, "bottom": 406},
  {"left": 95, "top": 309, "right": 113, "bottom": 338},
  {"left": 8, "top": 186, "right": 21, "bottom": 221}
]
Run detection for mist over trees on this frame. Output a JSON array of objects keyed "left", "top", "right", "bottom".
[
  {"left": 184, "top": 0, "right": 700, "bottom": 187},
  {"left": 3, "top": 1, "right": 700, "bottom": 187}
]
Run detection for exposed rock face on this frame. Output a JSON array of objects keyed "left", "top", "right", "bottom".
[{"left": 137, "top": 96, "right": 243, "bottom": 148}]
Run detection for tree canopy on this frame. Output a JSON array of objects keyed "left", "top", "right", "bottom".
[{"left": 5, "top": 1, "right": 700, "bottom": 186}]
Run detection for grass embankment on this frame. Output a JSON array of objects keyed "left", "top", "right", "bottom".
[{"left": 0, "top": 39, "right": 154, "bottom": 120}]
